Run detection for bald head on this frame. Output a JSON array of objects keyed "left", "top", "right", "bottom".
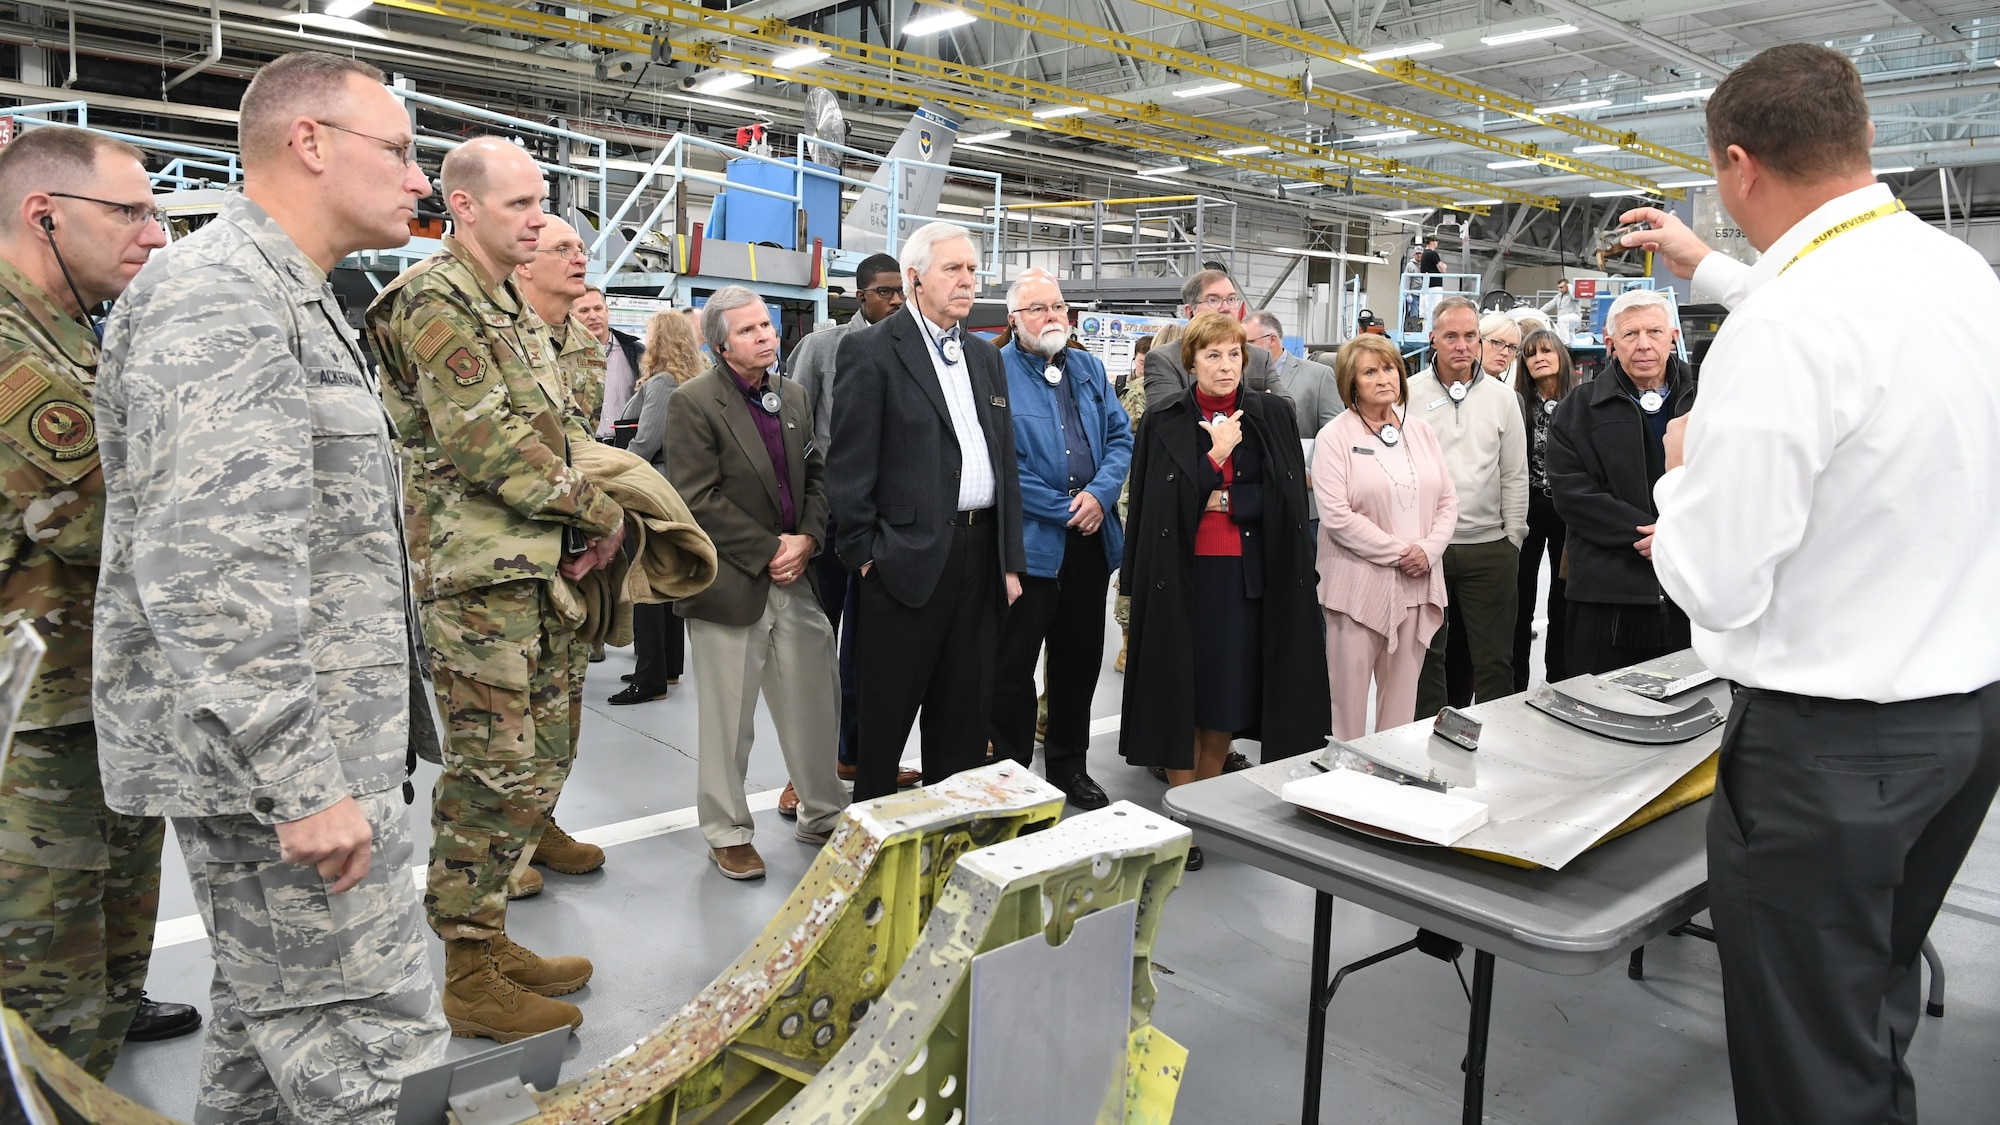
[
  {"left": 440, "top": 137, "right": 549, "bottom": 279},
  {"left": 440, "top": 137, "right": 535, "bottom": 212}
]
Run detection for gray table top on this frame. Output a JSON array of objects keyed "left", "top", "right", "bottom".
[{"left": 1162, "top": 758, "right": 1710, "bottom": 976}]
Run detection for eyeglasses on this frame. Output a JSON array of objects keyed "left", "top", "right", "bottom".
[
  {"left": 1482, "top": 338, "right": 1521, "bottom": 356},
  {"left": 538, "top": 243, "right": 589, "bottom": 261},
  {"left": 1249, "top": 332, "right": 1281, "bottom": 346},
  {"left": 46, "top": 192, "right": 166, "bottom": 228},
  {"left": 860, "top": 285, "right": 905, "bottom": 300},
  {"left": 313, "top": 120, "right": 418, "bottom": 165},
  {"left": 1196, "top": 293, "right": 1244, "bottom": 310},
  {"left": 1009, "top": 301, "right": 1069, "bottom": 318}
]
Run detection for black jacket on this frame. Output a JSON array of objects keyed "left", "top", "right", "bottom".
[
  {"left": 827, "top": 308, "right": 1026, "bottom": 609},
  {"left": 1118, "top": 387, "right": 1329, "bottom": 765},
  {"left": 609, "top": 326, "right": 643, "bottom": 376},
  {"left": 1547, "top": 355, "right": 1696, "bottom": 605}
]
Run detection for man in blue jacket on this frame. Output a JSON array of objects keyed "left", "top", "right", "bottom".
[{"left": 989, "top": 271, "right": 1132, "bottom": 809}]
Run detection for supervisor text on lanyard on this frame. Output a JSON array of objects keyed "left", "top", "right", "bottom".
[{"left": 1778, "top": 200, "right": 1906, "bottom": 276}]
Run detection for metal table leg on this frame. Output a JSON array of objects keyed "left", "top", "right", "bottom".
[
  {"left": 1462, "top": 950, "right": 1495, "bottom": 1125},
  {"left": 1302, "top": 891, "right": 1333, "bottom": 1125}
]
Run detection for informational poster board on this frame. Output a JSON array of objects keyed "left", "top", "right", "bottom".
[
  {"left": 1076, "top": 312, "right": 1182, "bottom": 385},
  {"left": 604, "top": 294, "right": 676, "bottom": 339}
]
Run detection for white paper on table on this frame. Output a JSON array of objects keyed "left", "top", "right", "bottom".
[{"left": 1282, "top": 769, "right": 1490, "bottom": 845}]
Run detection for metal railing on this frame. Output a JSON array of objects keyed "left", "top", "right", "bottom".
[{"left": 1, "top": 99, "right": 241, "bottom": 186}]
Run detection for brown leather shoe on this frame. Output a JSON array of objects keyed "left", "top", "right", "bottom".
[
  {"left": 833, "top": 763, "right": 922, "bottom": 787},
  {"left": 532, "top": 817, "right": 605, "bottom": 875},
  {"left": 777, "top": 782, "right": 800, "bottom": 818},
  {"left": 491, "top": 933, "right": 593, "bottom": 997},
  {"left": 443, "top": 939, "right": 583, "bottom": 1043},
  {"left": 505, "top": 865, "right": 542, "bottom": 899},
  {"left": 711, "top": 843, "right": 766, "bottom": 880}
]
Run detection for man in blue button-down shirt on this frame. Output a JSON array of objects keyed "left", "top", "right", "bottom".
[{"left": 990, "top": 271, "right": 1132, "bottom": 809}]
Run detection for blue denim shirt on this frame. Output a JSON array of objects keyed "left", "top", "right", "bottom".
[{"left": 1002, "top": 342, "right": 1132, "bottom": 578}]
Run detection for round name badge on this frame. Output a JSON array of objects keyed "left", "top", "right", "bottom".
[
  {"left": 1638, "top": 389, "right": 1665, "bottom": 414},
  {"left": 1543, "top": 398, "right": 1559, "bottom": 416},
  {"left": 1210, "top": 412, "right": 1231, "bottom": 426},
  {"left": 1379, "top": 423, "right": 1401, "bottom": 447},
  {"left": 941, "top": 337, "right": 963, "bottom": 365},
  {"left": 1448, "top": 381, "right": 1468, "bottom": 403},
  {"left": 760, "top": 390, "right": 782, "bottom": 414},
  {"left": 1043, "top": 364, "right": 1063, "bottom": 385}
]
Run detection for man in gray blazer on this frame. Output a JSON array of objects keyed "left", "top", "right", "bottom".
[
  {"left": 1247, "top": 309, "right": 1343, "bottom": 437},
  {"left": 663, "top": 286, "right": 847, "bottom": 882},
  {"left": 1141, "top": 268, "right": 1294, "bottom": 410}
]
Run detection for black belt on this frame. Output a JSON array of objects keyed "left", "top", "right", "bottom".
[{"left": 951, "top": 507, "right": 994, "bottom": 526}]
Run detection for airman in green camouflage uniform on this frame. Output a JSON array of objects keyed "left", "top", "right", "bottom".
[
  {"left": 0, "top": 127, "right": 185, "bottom": 1078},
  {"left": 367, "top": 137, "right": 625, "bottom": 1043},
  {"left": 94, "top": 54, "right": 450, "bottom": 1122}
]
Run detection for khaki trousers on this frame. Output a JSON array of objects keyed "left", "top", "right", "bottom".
[{"left": 687, "top": 585, "right": 848, "bottom": 848}]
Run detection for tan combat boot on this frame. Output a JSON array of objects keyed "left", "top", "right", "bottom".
[
  {"left": 491, "top": 933, "right": 594, "bottom": 997},
  {"left": 531, "top": 817, "right": 605, "bottom": 874},
  {"left": 505, "top": 865, "right": 542, "bottom": 899},
  {"left": 443, "top": 939, "right": 583, "bottom": 1043}
]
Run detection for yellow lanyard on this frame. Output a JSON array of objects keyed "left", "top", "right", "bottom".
[{"left": 1778, "top": 200, "right": 1905, "bottom": 275}]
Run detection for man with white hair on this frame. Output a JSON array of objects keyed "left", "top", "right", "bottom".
[
  {"left": 1545, "top": 288, "right": 1695, "bottom": 674},
  {"left": 988, "top": 271, "right": 1131, "bottom": 810},
  {"left": 828, "top": 222, "right": 1025, "bottom": 801}
]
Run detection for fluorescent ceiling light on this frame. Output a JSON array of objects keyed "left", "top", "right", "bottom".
[
  {"left": 902, "top": 9, "right": 978, "bottom": 35},
  {"left": 1573, "top": 143, "right": 1619, "bottom": 154},
  {"left": 1272, "top": 247, "right": 1386, "bottom": 264},
  {"left": 1460, "top": 198, "right": 1504, "bottom": 206},
  {"left": 1535, "top": 98, "right": 1612, "bottom": 115},
  {"left": 1658, "top": 177, "right": 1716, "bottom": 188},
  {"left": 1589, "top": 189, "right": 1647, "bottom": 197},
  {"left": 1641, "top": 88, "right": 1715, "bottom": 104},
  {"left": 1032, "top": 105, "right": 1091, "bottom": 119},
  {"left": 1481, "top": 23, "right": 1578, "bottom": 47},
  {"left": 1873, "top": 165, "right": 1916, "bottom": 174},
  {"left": 1218, "top": 144, "right": 1271, "bottom": 156},
  {"left": 1487, "top": 158, "right": 1539, "bottom": 170},
  {"left": 695, "top": 72, "right": 754, "bottom": 93},
  {"left": 1138, "top": 163, "right": 1187, "bottom": 176},
  {"left": 1353, "top": 129, "right": 1417, "bottom": 143},
  {"left": 1357, "top": 40, "right": 1443, "bottom": 62},
  {"left": 771, "top": 46, "right": 830, "bottom": 69},
  {"left": 1280, "top": 182, "right": 1321, "bottom": 191},
  {"left": 325, "top": 0, "right": 373, "bottom": 16},
  {"left": 1380, "top": 208, "right": 1433, "bottom": 217},
  {"left": 1173, "top": 82, "right": 1242, "bottom": 98},
  {"left": 663, "top": 93, "right": 773, "bottom": 119},
  {"left": 958, "top": 130, "right": 1010, "bottom": 145}
]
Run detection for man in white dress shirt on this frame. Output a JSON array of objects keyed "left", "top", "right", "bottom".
[{"left": 1633, "top": 45, "right": 2000, "bottom": 1125}]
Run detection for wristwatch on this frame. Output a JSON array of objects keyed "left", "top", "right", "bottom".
[{"left": 1218, "top": 489, "right": 1231, "bottom": 513}]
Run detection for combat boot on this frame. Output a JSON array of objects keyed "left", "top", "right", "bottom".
[
  {"left": 531, "top": 817, "right": 605, "bottom": 874},
  {"left": 443, "top": 939, "right": 583, "bottom": 1043},
  {"left": 491, "top": 933, "right": 594, "bottom": 996},
  {"left": 505, "top": 865, "right": 542, "bottom": 899}
]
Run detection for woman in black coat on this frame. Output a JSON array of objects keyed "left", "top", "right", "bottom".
[{"left": 1119, "top": 313, "right": 1329, "bottom": 867}]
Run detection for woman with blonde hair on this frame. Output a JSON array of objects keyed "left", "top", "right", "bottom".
[
  {"left": 1313, "top": 334, "right": 1457, "bottom": 739},
  {"left": 610, "top": 307, "right": 704, "bottom": 705}
]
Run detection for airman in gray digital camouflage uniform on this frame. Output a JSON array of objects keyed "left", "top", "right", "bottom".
[
  {"left": 92, "top": 54, "right": 447, "bottom": 1123},
  {"left": 367, "top": 136, "right": 626, "bottom": 1044}
]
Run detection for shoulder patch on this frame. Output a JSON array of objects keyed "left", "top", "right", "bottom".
[
  {"left": 413, "top": 318, "right": 457, "bottom": 362},
  {"left": 443, "top": 347, "right": 485, "bottom": 386},
  {"left": 28, "top": 400, "right": 95, "bottom": 461},
  {"left": 0, "top": 355, "right": 53, "bottom": 423}
]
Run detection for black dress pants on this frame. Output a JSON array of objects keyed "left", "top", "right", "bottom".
[
  {"left": 813, "top": 517, "right": 860, "bottom": 767},
  {"left": 630, "top": 601, "right": 684, "bottom": 693},
  {"left": 1512, "top": 490, "right": 1568, "bottom": 691},
  {"left": 1708, "top": 683, "right": 2000, "bottom": 1125},
  {"left": 991, "top": 528, "right": 1111, "bottom": 784},
  {"left": 1564, "top": 600, "right": 1689, "bottom": 677},
  {"left": 853, "top": 517, "right": 999, "bottom": 801}
]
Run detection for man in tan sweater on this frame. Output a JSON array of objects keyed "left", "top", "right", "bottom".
[{"left": 1405, "top": 296, "right": 1528, "bottom": 716}]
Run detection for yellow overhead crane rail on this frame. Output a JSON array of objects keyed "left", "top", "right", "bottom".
[
  {"left": 1126, "top": 0, "right": 1709, "bottom": 174},
  {"left": 928, "top": 0, "right": 1682, "bottom": 198},
  {"left": 376, "top": 0, "right": 1520, "bottom": 210}
]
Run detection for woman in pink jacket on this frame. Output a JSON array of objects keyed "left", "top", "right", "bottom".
[{"left": 1313, "top": 335, "right": 1458, "bottom": 740}]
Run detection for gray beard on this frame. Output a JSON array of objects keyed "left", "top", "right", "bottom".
[{"left": 1026, "top": 329, "right": 1068, "bottom": 357}]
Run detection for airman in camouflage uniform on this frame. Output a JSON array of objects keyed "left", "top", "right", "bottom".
[
  {"left": 0, "top": 126, "right": 191, "bottom": 1077},
  {"left": 367, "top": 137, "right": 624, "bottom": 1043},
  {"left": 92, "top": 55, "right": 448, "bottom": 1122}
]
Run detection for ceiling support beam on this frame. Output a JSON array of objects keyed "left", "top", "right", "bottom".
[{"left": 1529, "top": 0, "right": 1733, "bottom": 78}]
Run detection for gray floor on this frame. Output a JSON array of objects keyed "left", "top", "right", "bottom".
[{"left": 104, "top": 594, "right": 2000, "bottom": 1123}]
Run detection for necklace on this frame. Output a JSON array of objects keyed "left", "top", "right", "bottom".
[{"left": 1373, "top": 434, "right": 1419, "bottom": 511}]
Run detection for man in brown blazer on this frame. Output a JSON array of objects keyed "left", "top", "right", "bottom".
[{"left": 663, "top": 285, "right": 847, "bottom": 881}]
